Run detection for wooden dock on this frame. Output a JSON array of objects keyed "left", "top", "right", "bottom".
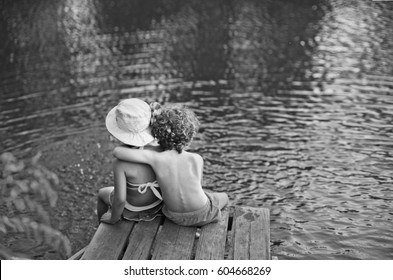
[{"left": 70, "top": 206, "right": 270, "bottom": 260}]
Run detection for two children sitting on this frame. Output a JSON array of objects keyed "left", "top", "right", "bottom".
[{"left": 97, "top": 98, "right": 228, "bottom": 227}]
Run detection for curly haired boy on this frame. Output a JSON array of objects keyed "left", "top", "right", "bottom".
[{"left": 113, "top": 102, "right": 229, "bottom": 226}]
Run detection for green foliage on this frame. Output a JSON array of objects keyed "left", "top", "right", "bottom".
[{"left": 0, "top": 152, "right": 71, "bottom": 259}]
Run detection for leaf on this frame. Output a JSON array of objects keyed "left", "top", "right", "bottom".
[
  {"left": 29, "top": 221, "right": 43, "bottom": 244},
  {"left": 0, "top": 220, "right": 7, "bottom": 234},
  {"left": 31, "top": 152, "right": 42, "bottom": 165},
  {"left": 62, "top": 236, "right": 72, "bottom": 257},
  {"left": 2, "top": 216, "right": 16, "bottom": 231},
  {"left": 42, "top": 168, "right": 59, "bottom": 186},
  {"left": 13, "top": 198, "right": 26, "bottom": 211},
  {"left": 5, "top": 162, "right": 25, "bottom": 174},
  {"left": 46, "top": 189, "right": 58, "bottom": 207},
  {"left": 29, "top": 180, "right": 39, "bottom": 192},
  {"left": 5, "top": 200, "right": 13, "bottom": 212},
  {"left": 15, "top": 179, "right": 29, "bottom": 193},
  {"left": 35, "top": 203, "right": 50, "bottom": 225},
  {"left": 0, "top": 152, "right": 16, "bottom": 163},
  {"left": 10, "top": 187, "right": 19, "bottom": 199},
  {"left": 12, "top": 218, "right": 24, "bottom": 232},
  {"left": 24, "top": 199, "right": 38, "bottom": 212}
]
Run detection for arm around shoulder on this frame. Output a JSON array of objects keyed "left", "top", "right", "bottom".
[{"left": 113, "top": 146, "right": 156, "bottom": 165}]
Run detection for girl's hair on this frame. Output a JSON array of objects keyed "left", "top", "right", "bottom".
[{"left": 150, "top": 103, "right": 199, "bottom": 153}]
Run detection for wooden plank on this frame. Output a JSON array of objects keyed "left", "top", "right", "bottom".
[
  {"left": 232, "top": 206, "right": 270, "bottom": 260},
  {"left": 151, "top": 219, "right": 197, "bottom": 260},
  {"left": 68, "top": 246, "right": 86, "bottom": 260},
  {"left": 81, "top": 220, "right": 135, "bottom": 260},
  {"left": 250, "top": 208, "right": 270, "bottom": 259},
  {"left": 122, "top": 216, "right": 163, "bottom": 260},
  {"left": 194, "top": 207, "right": 229, "bottom": 260},
  {"left": 232, "top": 207, "right": 249, "bottom": 260}
]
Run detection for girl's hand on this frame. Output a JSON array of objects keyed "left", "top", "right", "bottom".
[{"left": 100, "top": 211, "right": 117, "bottom": 224}]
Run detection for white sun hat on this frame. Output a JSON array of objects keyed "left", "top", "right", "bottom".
[{"left": 105, "top": 98, "right": 154, "bottom": 146}]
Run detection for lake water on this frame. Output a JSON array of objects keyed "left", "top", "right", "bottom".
[{"left": 1, "top": 0, "right": 393, "bottom": 259}]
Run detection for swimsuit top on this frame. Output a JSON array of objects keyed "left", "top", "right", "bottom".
[{"left": 126, "top": 180, "right": 163, "bottom": 201}]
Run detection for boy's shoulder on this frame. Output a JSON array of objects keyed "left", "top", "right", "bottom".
[
  {"left": 150, "top": 148, "right": 203, "bottom": 161},
  {"left": 183, "top": 150, "right": 203, "bottom": 162}
]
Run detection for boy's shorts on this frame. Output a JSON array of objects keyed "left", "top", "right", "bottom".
[{"left": 162, "top": 191, "right": 227, "bottom": 227}]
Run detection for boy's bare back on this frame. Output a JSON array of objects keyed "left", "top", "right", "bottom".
[{"left": 153, "top": 149, "right": 208, "bottom": 212}]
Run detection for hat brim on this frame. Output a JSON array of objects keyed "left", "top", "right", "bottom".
[{"left": 106, "top": 107, "right": 154, "bottom": 146}]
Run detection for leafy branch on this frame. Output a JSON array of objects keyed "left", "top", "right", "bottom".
[{"left": 0, "top": 152, "right": 71, "bottom": 259}]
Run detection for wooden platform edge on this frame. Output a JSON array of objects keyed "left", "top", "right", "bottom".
[
  {"left": 81, "top": 220, "right": 135, "bottom": 260},
  {"left": 71, "top": 206, "right": 271, "bottom": 260},
  {"left": 230, "top": 206, "right": 271, "bottom": 260},
  {"left": 68, "top": 246, "right": 86, "bottom": 260}
]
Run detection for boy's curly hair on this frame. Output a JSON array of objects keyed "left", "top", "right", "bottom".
[{"left": 150, "top": 103, "right": 199, "bottom": 153}]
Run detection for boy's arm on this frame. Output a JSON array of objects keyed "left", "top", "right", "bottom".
[{"left": 113, "top": 146, "right": 156, "bottom": 166}]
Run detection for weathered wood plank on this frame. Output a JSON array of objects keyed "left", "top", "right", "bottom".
[
  {"left": 151, "top": 219, "right": 197, "bottom": 260},
  {"left": 232, "top": 207, "right": 249, "bottom": 260},
  {"left": 250, "top": 208, "right": 270, "bottom": 259},
  {"left": 195, "top": 207, "right": 229, "bottom": 260},
  {"left": 232, "top": 206, "right": 270, "bottom": 260},
  {"left": 81, "top": 220, "right": 135, "bottom": 260},
  {"left": 68, "top": 246, "right": 86, "bottom": 260},
  {"left": 122, "top": 216, "right": 163, "bottom": 260}
]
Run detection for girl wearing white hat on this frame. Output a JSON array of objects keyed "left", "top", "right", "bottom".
[{"left": 97, "top": 98, "right": 163, "bottom": 224}]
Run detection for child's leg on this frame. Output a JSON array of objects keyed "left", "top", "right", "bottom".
[
  {"left": 205, "top": 190, "right": 229, "bottom": 210},
  {"left": 97, "top": 186, "right": 114, "bottom": 221}
]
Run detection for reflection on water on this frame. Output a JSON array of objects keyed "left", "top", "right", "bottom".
[{"left": 1, "top": 0, "right": 393, "bottom": 259}]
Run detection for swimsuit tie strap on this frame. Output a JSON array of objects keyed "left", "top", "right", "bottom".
[{"left": 138, "top": 182, "right": 163, "bottom": 200}]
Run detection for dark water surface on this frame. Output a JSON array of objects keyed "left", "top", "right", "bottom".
[{"left": 1, "top": 0, "right": 393, "bottom": 259}]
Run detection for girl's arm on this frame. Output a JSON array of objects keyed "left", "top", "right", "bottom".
[
  {"left": 113, "top": 146, "right": 156, "bottom": 166},
  {"left": 100, "top": 159, "right": 126, "bottom": 224}
]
